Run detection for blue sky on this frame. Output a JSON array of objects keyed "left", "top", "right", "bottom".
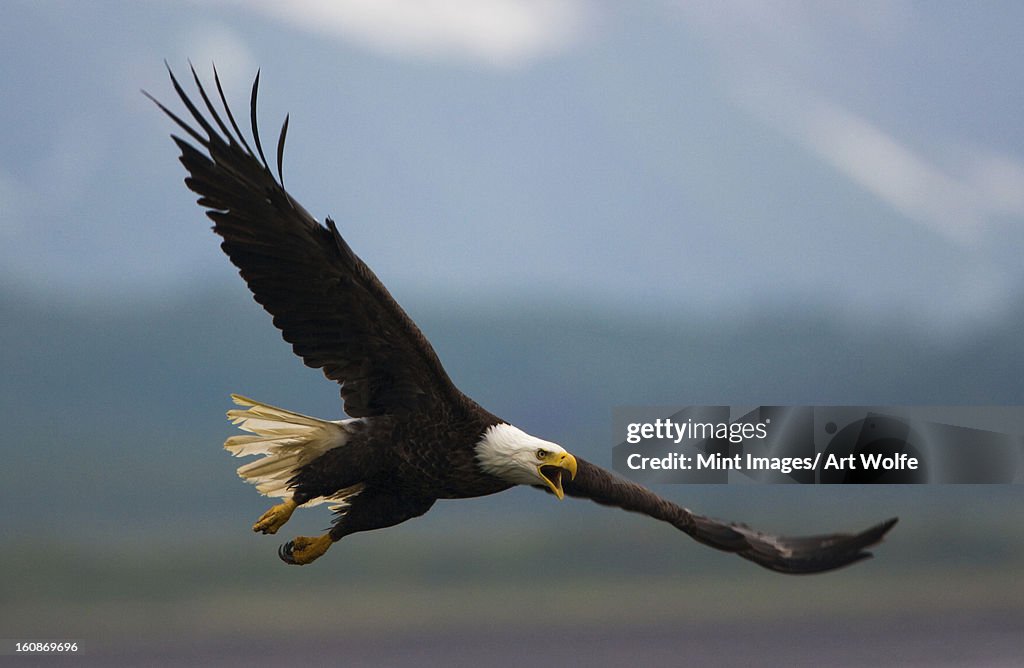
[{"left": 2, "top": 1, "right": 1023, "bottom": 333}]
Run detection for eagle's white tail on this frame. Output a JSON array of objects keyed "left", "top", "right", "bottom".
[{"left": 225, "top": 394, "right": 358, "bottom": 504}]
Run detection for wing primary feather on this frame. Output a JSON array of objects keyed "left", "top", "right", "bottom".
[
  {"left": 166, "top": 62, "right": 220, "bottom": 145},
  {"left": 249, "top": 69, "right": 271, "bottom": 173},
  {"left": 142, "top": 89, "right": 207, "bottom": 146},
  {"left": 277, "top": 113, "right": 290, "bottom": 185},
  {"left": 213, "top": 63, "right": 254, "bottom": 156},
  {"left": 188, "top": 60, "right": 234, "bottom": 144}
]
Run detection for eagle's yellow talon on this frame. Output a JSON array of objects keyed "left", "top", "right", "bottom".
[
  {"left": 280, "top": 534, "right": 333, "bottom": 565},
  {"left": 253, "top": 498, "right": 297, "bottom": 534}
]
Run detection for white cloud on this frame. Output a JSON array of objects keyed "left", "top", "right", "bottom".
[
  {"left": 732, "top": 76, "right": 1024, "bottom": 247},
  {"left": 220, "top": 0, "right": 588, "bottom": 68},
  {"left": 673, "top": 3, "right": 1024, "bottom": 247}
]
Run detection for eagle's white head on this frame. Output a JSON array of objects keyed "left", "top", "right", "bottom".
[{"left": 475, "top": 423, "right": 578, "bottom": 498}]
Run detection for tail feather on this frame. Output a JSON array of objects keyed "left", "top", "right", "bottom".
[{"left": 225, "top": 394, "right": 357, "bottom": 503}]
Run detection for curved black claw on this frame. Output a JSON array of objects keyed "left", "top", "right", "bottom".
[
  {"left": 276, "top": 534, "right": 333, "bottom": 565},
  {"left": 278, "top": 540, "right": 297, "bottom": 565}
]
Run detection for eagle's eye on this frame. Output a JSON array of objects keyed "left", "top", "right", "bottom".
[{"left": 536, "top": 449, "right": 549, "bottom": 460}]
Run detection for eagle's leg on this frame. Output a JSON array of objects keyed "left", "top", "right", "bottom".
[
  {"left": 252, "top": 497, "right": 297, "bottom": 534},
  {"left": 278, "top": 489, "right": 436, "bottom": 565}
]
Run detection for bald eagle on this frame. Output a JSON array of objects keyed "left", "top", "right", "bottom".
[{"left": 149, "top": 65, "right": 896, "bottom": 573}]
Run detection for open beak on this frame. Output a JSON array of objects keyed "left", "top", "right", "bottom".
[{"left": 538, "top": 452, "right": 578, "bottom": 500}]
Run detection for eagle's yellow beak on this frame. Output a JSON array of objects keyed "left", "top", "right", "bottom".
[{"left": 538, "top": 451, "right": 578, "bottom": 500}]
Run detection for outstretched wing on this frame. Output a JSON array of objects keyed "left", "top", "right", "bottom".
[
  {"left": 148, "top": 64, "right": 463, "bottom": 418},
  {"left": 562, "top": 457, "right": 897, "bottom": 574}
]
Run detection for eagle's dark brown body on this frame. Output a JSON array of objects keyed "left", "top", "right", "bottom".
[
  {"left": 151, "top": 64, "right": 897, "bottom": 573},
  {"left": 291, "top": 406, "right": 510, "bottom": 506},
  {"left": 292, "top": 406, "right": 512, "bottom": 543}
]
